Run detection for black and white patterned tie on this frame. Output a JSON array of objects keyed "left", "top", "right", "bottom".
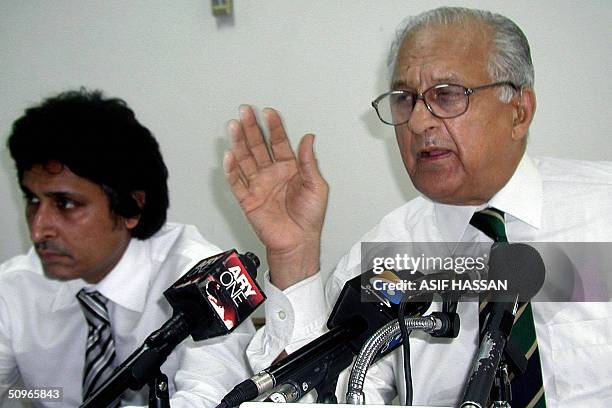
[
  {"left": 76, "top": 289, "right": 118, "bottom": 403},
  {"left": 470, "top": 208, "right": 546, "bottom": 408}
]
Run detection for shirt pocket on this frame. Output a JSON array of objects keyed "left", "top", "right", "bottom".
[{"left": 548, "top": 317, "right": 612, "bottom": 402}]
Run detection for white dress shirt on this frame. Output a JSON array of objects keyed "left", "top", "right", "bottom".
[
  {"left": 0, "top": 223, "right": 254, "bottom": 408},
  {"left": 249, "top": 155, "right": 612, "bottom": 407}
]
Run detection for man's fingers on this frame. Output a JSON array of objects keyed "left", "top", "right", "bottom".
[
  {"left": 228, "top": 120, "right": 259, "bottom": 179},
  {"left": 239, "top": 105, "right": 273, "bottom": 168},
  {"left": 264, "top": 108, "right": 297, "bottom": 162},
  {"left": 297, "top": 134, "right": 324, "bottom": 187},
  {"left": 223, "top": 151, "right": 249, "bottom": 202}
]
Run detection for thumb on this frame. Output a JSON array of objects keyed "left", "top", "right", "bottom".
[{"left": 297, "top": 133, "right": 323, "bottom": 186}]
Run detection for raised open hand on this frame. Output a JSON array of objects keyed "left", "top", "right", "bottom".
[{"left": 224, "top": 106, "right": 329, "bottom": 289}]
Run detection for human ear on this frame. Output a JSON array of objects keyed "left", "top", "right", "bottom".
[
  {"left": 124, "top": 191, "right": 146, "bottom": 230},
  {"left": 511, "top": 87, "right": 536, "bottom": 141}
]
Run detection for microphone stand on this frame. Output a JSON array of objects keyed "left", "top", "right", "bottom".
[
  {"left": 265, "top": 343, "right": 355, "bottom": 404},
  {"left": 460, "top": 297, "right": 529, "bottom": 408},
  {"left": 80, "top": 313, "right": 190, "bottom": 408},
  {"left": 488, "top": 326, "right": 528, "bottom": 407},
  {"left": 149, "top": 370, "right": 171, "bottom": 408},
  {"left": 311, "top": 344, "right": 354, "bottom": 404}
]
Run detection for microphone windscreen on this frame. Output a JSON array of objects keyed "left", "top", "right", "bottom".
[{"left": 487, "top": 243, "right": 545, "bottom": 302}]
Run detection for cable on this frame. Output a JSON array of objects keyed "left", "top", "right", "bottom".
[{"left": 398, "top": 292, "right": 413, "bottom": 405}]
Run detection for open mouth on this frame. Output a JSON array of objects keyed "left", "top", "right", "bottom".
[{"left": 419, "top": 149, "right": 451, "bottom": 159}]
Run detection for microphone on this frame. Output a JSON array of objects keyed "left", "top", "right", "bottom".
[
  {"left": 217, "top": 269, "right": 432, "bottom": 408},
  {"left": 164, "top": 249, "right": 265, "bottom": 340},
  {"left": 460, "top": 243, "right": 545, "bottom": 408},
  {"left": 81, "top": 249, "right": 265, "bottom": 408}
]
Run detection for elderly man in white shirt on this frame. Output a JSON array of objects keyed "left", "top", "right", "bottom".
[
  {"left": 225, "top": 7, "right": 612, "bottom": 407},
  {"left": 0, "top": 89, "right": 253, "bottom": 407}
]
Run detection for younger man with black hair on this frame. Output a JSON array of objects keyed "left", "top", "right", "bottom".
[{"left": 0, "top": 89, "right": 253, "bottom": 407}]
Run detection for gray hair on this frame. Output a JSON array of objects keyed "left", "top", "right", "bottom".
[{"left": 387, "top": 7, "right": 534, "bottom": 102}]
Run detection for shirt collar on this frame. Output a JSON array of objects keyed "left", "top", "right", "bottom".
[
  {"left": 434, "top": 154, "right": 543, "bottom": 243},
  {"left": 434, "top": 202, "right": 480, "bottom": 244},
  {"left": 52, "top": 238, "right": 152, "bottom": 313},
  {"left": 488, "top": 154, "right": 542, "bottom": 229}
]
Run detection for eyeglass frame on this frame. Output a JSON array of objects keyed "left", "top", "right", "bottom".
[{"left": 371, "top": 81, "right": 520, "bottom": 126}]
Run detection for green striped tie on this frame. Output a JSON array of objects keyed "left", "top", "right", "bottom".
[{"left": 470, "top": 208, "right": 546, "bottom": 408}]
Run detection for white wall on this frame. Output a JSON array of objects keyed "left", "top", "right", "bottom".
[{"left": 1, "top": 1, "right": 611, "bottom": 286}]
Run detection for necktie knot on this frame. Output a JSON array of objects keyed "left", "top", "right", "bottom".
[
  {"left": 77, "top": 289, "right": 110, "bottom": 329},
  {"left": 470, "top": 207, "right": 508, "bottom": 243}
]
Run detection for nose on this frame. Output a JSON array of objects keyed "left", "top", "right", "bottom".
[
  {"left": 407, "top": 98, "right": 440, "bottom": 135},
  {"left": 28, "top": 203, "right": 58, "bottom": 243}
]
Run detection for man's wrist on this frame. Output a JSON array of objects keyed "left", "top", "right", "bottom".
[{"left": 267, "top": 242, "right": 320, "bottom": 290}]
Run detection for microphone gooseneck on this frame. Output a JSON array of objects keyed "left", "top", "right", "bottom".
[{"left": 346, "top": 312, "right": 458, "bottom": 405}]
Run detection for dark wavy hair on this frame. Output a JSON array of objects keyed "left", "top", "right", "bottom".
[{"left": 7, "top": 88, "right": 169, "bottom": 239}]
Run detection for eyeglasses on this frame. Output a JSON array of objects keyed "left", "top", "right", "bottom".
[{"left": 372, "top": 81, "right": 519, "bottom": 126}]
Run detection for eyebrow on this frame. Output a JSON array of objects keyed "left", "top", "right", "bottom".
[
  {"left": 20, "top": 186, "right": 85, "bottom": 201},
  {"left": 391, "top": 80, "right": 413, "bottom": 91},
  {"left": 431, "top": 73, "right": 462, "bottom": 83},
  {"left": 391, "top": 73, "right": 463, "bottom": 91}
]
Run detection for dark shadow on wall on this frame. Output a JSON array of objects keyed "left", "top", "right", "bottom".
[
  {"left": 1, "top": 145, "right": 31, "bottom": 253},
  {"left": 359, "top": 50, "right": 419, "bottom": 204},
  {"left": 209, "top": 136, "right": 268, "bottom": 272}
]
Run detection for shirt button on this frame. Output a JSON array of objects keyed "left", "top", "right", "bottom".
[{"left": 278, "top": 311, "right": 287, "bottom": 320}]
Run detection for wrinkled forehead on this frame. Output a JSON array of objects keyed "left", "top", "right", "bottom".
[{"left": 392, "top": 21, "right": 494, "bottom": 88}]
